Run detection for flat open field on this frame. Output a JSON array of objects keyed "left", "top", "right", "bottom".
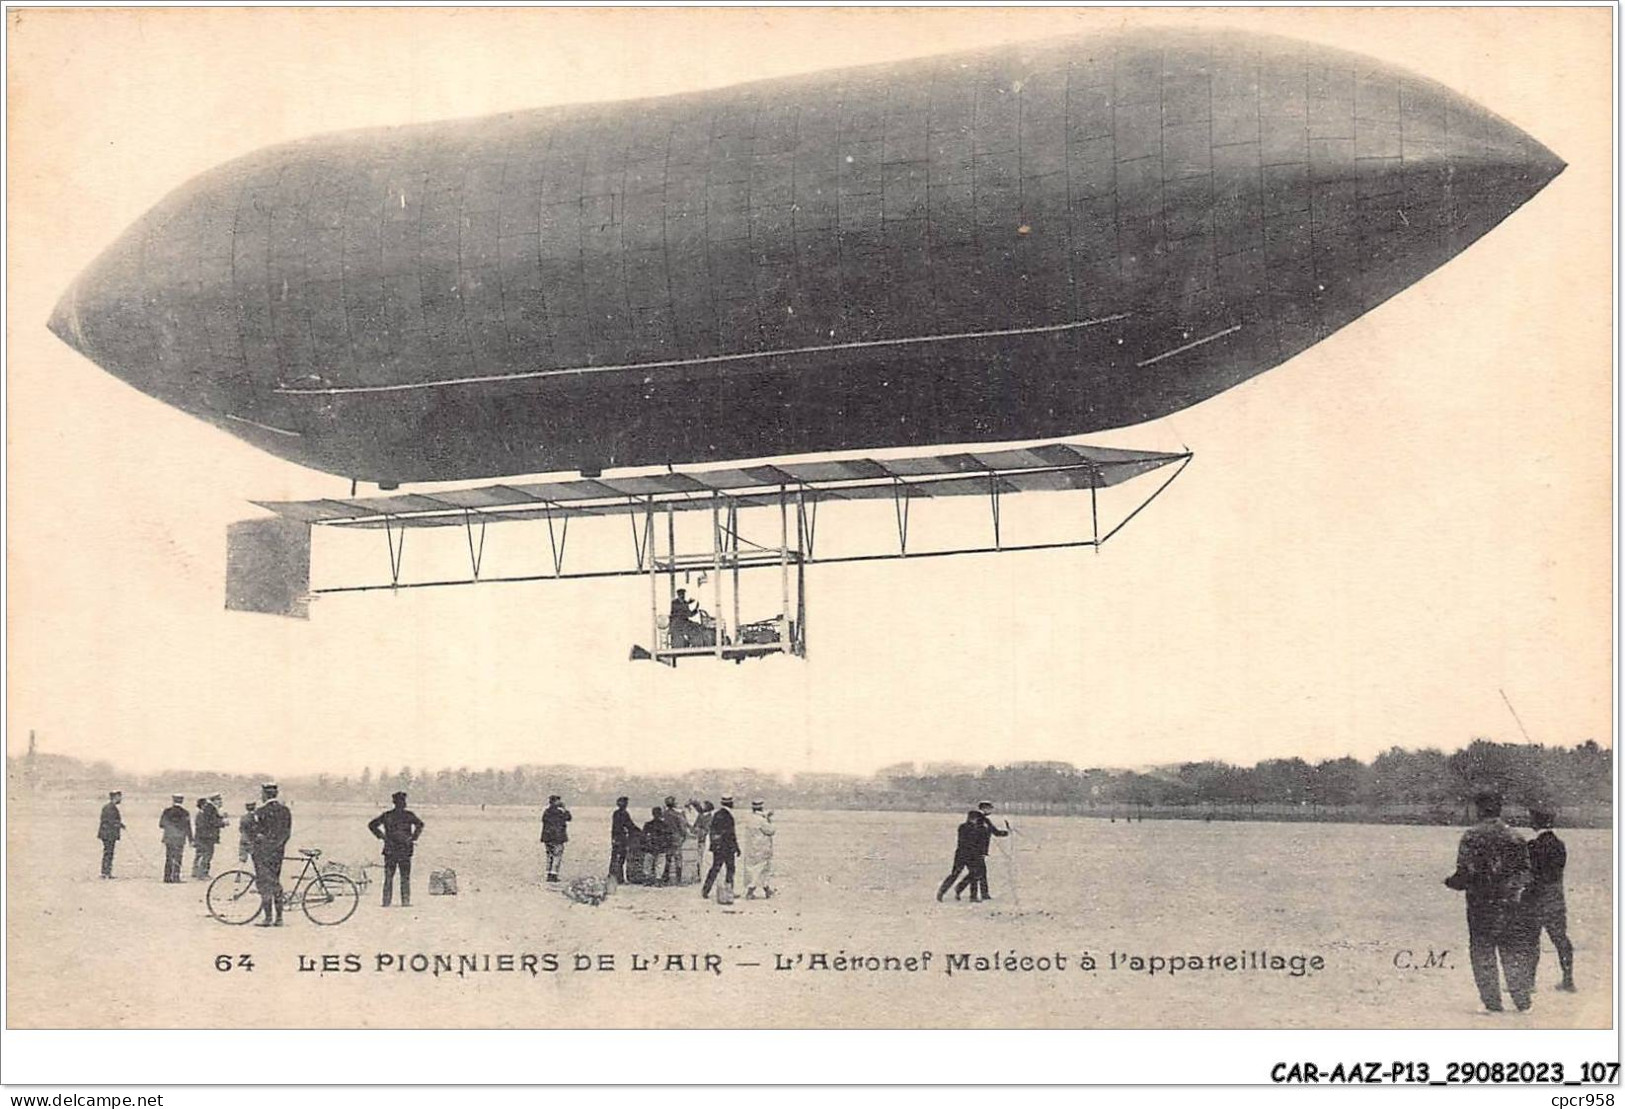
[{"left": 6, "top": 796, "right": 1612, "bottom": 1029}]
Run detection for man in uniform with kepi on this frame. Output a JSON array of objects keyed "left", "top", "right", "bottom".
[
  {"left": 158, "top": 794, "right": 192, "bottom": 883},
  {"left": 367, "top": 791, "right": 425, "bottom": 908},
  {"left": 97, "top": 790, "right": 125, "bottom": 879},
  {"left": 250, "top": 783, "right": 293, "bottom": 926},
  {"left": 1444, "top": 790, "right": 1538, "bottom": 1012}
]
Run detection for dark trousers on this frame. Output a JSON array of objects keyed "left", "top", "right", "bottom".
[
  {"left": 192, "top": 841, "right": 216, "bottom": 880},
  {"left": 938, "top": 855, "right": 977, "bottom": 900},
  {"left": 1466, "top": 897, "right": 1539, "bottom": 1010},
  {"left": 702, "top": 852, "right": 736, "bottom": 897},
  {"left": 1531, "top": 887, "right": 1574, "bottom": 984},
  {"left": 163, "top": 841, "right": 185, "bottom": 883},
  {"left": 609, "top": 841, "right": 628, "bottom": 883},
  {"left": 955, "top": 856, "right": 990, "bottom": 900},
  {"left": 253, "top": 850, "right": 285, "bottom": 919},
  {"left": 100, "top": 838, "right": 117, "bottom": 877},
  {"left": 663, "top": 847, "right": 684, "bottom": 885},
  {"left": 383, "top": 854, "right": 412, "bottom": 906}
]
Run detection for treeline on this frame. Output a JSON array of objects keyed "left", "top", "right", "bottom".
[
  {"left": 870, "top": 740, "right": 1610, "bottom": 820},
  {"left": 8, "top": 739, "right": 1611, "bottom": 823}
]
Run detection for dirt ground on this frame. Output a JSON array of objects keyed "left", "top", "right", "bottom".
[{"left": 6, "top": 795, "right": 1612, "bottom": 1029}]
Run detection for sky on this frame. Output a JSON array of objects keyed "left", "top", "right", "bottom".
[{"left": 5, "top": 7, "right": 1613, "bottom": 780}]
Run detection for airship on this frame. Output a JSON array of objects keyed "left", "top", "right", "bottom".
[{"left": 49, "top": 27, "right": 1562, "bottom": 488}]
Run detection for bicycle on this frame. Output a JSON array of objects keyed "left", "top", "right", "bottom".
[{"left": 206, "top": 848, "right": 360, "bottom": 926}]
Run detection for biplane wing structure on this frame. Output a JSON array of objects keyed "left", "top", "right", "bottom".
[{"left": 238, "top": 441, "right": 1192, "bottom": 663}]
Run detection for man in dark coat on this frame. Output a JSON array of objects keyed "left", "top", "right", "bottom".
[
  {"left": 192, "top": 795, "right": 225, "bottom": 880},
  {"left": 609, "top": 796, "right": 636, "bottom": 884},
  {"left": 641, "top": 807, "right": 671, "bottom": 884},
  {"left": 701, "top": 796, "right": 741, "bottom": 900},
  {"left": 1445, "top": 791, "right": 1538, "bottom": 1012},
  {"left": 158, "top": 794, "right": 192, "bottom": 883},
  {"left": 97, "top": 791, "right": 125, "bottom": 878},
  {"left": 237, "top": 801, "right": 257, "bottom": 863},
  {"left": 250, "top": 783, "right": 293, "bottom": 926},
  {"left": 540, "top": 795, "right": 571, "bottom": 883},
  {"left": 1527, "top": 809, "right": 1575, "bottom": 992},
  {"left": 936, "top": 810, "right": 984, "bottom": 901},
  {"left": 367, "top": 791, "right": 425, "bottom": 907},
  {"left": 660, "top": 795, "right": 691, "bottom": 885},
  {"left": 955, "top": 802, "right": 1010, "bottom": 901}
]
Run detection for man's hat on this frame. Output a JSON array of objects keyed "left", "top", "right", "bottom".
[
  {"left": 720, "top": 794, "right": 734, "bottom": 804},
  {"left": 977, "top": 800, "right": 995, "bottom": 809},
  {"left": 261, "top": 782, "right": 279, "bottom": 792},
  {"left": 209, "top": 794, "right": 222, "bottom": 803},
  {"left": 391, "top": 791, "right": 408, "bottom": 802},
  {"left": 245, "top": 801, "right": 257, "bottom": 810},
  {"left": 171, "top": 793, "right": 185, "bottom": 802},
  {"left": 616, "top": 795, "right": 629, "bottom": 805},
  {"left": 108, "top": 790, "right": 122, "bottom": 799},
  {"left": 548, "top": 794, "right": 561, "bottom": 803}
]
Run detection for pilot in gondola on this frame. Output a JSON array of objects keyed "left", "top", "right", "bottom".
[{"left": 669, "top": 588, "right": 700, "bottom": 648}]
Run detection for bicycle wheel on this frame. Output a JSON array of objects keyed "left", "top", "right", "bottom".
[
  {"left": 206, "top": 870, "right": 262, "bottom": 925},
  {"left": 301, "top": 871, "right": 359, "bottom": 925}
]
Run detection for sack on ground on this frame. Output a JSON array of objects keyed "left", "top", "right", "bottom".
[{"left": 429, "top": 868, "right": 458, "bottom": 896}]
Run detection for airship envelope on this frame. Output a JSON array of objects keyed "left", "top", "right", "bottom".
[{"left": 50, "top": 28, "right": 1564, "bottom": 485}]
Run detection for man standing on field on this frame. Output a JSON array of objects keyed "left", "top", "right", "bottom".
[
  {"left": 97, "top": 790, "right": 125, "bottom": 878},
  {"left": 368, "top": 791, "right": 425, "bottom": 908},
  {"left": 158, "top": 794, "right": 192, "bottom": 884},
  {"left": 540, "top": 795, "right": 571, "bottom": 883},
  {"left": 1444, "top": 790, "right": 1538, "bottom": 1012},
  {"left": 250, "top": 783, "right": 293, "bottom": 927}
]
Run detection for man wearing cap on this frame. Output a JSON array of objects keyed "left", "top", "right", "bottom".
[
  {"left": 660, "top": 795, "right": 692, "bottom": 885},
  {"left": 158, "top": 794, "right": 193, "bottom": 883},
  {"left": 701, "top": 796, "right": 741, "bottom": 900},
  {"left": 250, "top": 783, "right": 293, "bottom": 926},
  {"left": 237, "top": 801, "right": 258, "bottom": 863},
  {"left": 540, "top": 795, "right": 571, "bottom": 883},
  {"left": 609, "top": 797, "right": 636, "bottom": 884},
  {"left": 955, "top": 802, "right": 1009, "bottom": 902},
  {"left": 368, "top": 792, "right": 425, "bottom": 908},
  {"left": 1527, "top": 810, "right": 1576, "bottom": 992},
  {"left": 744, "top": 800, "right": 776, "bottom": 899},
  {"left": 192, "top": 795, "right": 226, "bottom": 881},
  {"left": 1444, "top": 790, "right": 1538, "bottom": 1012},
  {"left": 97, "top": 791, "right": 125, "bottom": 879}
]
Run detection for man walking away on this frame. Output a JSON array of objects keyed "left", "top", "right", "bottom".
[
  {"left": 97, "top": 791, "right": 125, "bottom": 878},
  {"left": 158, "top": 794, "right": 192, "bottom": 883},
  {"left": 251, "top": 783, "right": 293, "bottom": 927},
  {"left": 540, "top": 795, "right": 571, "bottom": 883},
  {"left": 1444, "top": 791, "right": 1538, "bottom": 1012},
  {"left": 701, "top": 796, "right": 741, "bottom": 900},
  {"left": 368, "top": 791, "right": 425, "bottom": 907},
  {"left": 1528, "top": 810, "right": 1576, "bottom": 992},
  {"left": 937, "top": 811, "right": 984, "bottom": 902},
  {"left": 609, "top": 797, "right": 636, "bottom": 884},
  {"left": 192, "top": 796, "right": 225, "bottom": 880},
  {"left": 956, "top": 801, "right": 1009, "bottom": 901},
  {"left": 745, "top": 800, "right": 776, "bottom": 899},
  {"left": 661, "top": 795, "right": 691, "bottom": 885},
  {"left": 237, "top": 802, "right": 257, "bottom": 863}
]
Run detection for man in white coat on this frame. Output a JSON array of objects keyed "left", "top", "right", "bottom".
[{"left": 744, "top": 800, "right": 776, "bottom": 900}]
